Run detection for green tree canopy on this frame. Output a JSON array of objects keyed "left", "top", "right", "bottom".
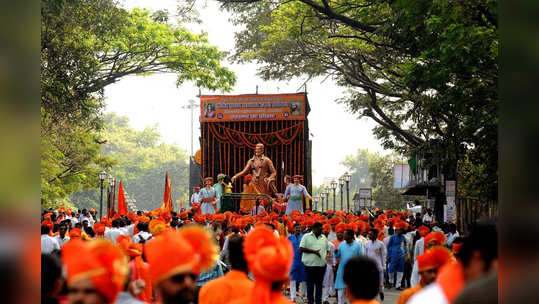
[
  {"left": 41, "top": 0, "right": 236, "bottom": 205},
  {"left": 220, "top": 0, "right": 498, "bottom": 201},
  {"left": 71, "top": 113, "right": 189, "bottom": 211},
  {"left": 341, "top": 149, "right": 408, "bottom": 210}
]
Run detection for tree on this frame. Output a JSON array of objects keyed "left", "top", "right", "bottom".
[
  {"left": 71, "top": 113, "right": 190, "bottom": 211},
  {"left": 219, "top": 0, "right": 498, "bottom": 201},
  {"left": 41, "top": 108, "right": 115, "bottom": 207},
  {"left": 41, "top": 0, "right": 236, "bottom": 123},
  {"left": 41, "top": 0, "right": 236, "bottom": 205},
  {"left": 341, "top": 149, "right": 407, "bottom": 210}
]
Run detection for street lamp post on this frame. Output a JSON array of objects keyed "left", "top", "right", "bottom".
[
  {"left": 331, "top": 180, "right": 337, "bottom": 211},
  {"left": 106, "top": 174, "right": 113, "bottom": 217},
  {"left": 339, "top": 176, "right": 344, "bottom": 211},
  {"left": 324, "top": 187, "right": 330, "bottom": 211},
  {"left": 182, "top": 99, "right": 199, "bottom": 156},
  {"left": 344, "top": 172, "right": 352, "bottom": 212},
  {"left": 99, "top": 171, "right": 107, "bottom": 221}
]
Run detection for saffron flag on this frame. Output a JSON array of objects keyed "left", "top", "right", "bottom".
[
  {"left": 161, "top": 172, "right": 173, "bottom": 212},
  {"left": 117, "top": 180, "right": 127, "bottom": 215}
]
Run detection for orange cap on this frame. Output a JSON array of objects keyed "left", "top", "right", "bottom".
[
  {"left": 62, "top": 239, "right": 128, "bottom": 302},
  {"left": 145, "top": 226, "right": 218, "bottom": 283}
]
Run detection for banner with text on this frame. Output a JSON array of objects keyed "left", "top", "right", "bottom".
[{"left": 200, "top": 93, "right": 306, "bottom": 122}]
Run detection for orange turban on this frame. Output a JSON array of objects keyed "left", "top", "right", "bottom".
[
  {"left": 179, "top": 211, "right": 188, "bottom": 219},
  {"left": 62, "top": 239, "right": 128, "bottom": 302},
  {"left": 328, "top": 217, "right": 341, "bottom": 225},
  {"left": 335, "top": 223, "right": 347, "bottom": 233},
  {"left": 326, "top": 209, "right": 334, "bottom": 214},
  {"left": 418, "top": 225, "right": 431, "bottom": 237},
  {"left": 394, "top": 221, "right": 409, "bottom": 230},
  {"left": 322, "top": 224, "right": 331, "bottom": 234},
  {"left": 358, "top": 221, "right": 370, "bottom": 233},
  {"left": 212, "top": 213, "right": 226, "bottom": 222},
  {"left": 424, "top": 231, "right": 447, "bottom": 247},
  {"left": 145, "top": 226, "right": 218, "bottom": 283},
  {"left": 94, "top": 223, "right": 106, "bottom": 236},
  {"left": 417, "top": 246, "right": 453, "bottom": 271},
  {"left": 116, "top": 235, "right": 131, "bottom": 253},
  {"left": 243, "top": 227, "right": 293, "bottom": 304},
  {"left": 138, "top": 216, "right": 150, "bottom": 223},
  {"left": 69, "top": 228, "right": 82, "bottom": 239},
  {"left": 149, "top": 218, "right": 166, "bottom": 236},
  {"left": 126, "top": 243, "right": 143, "bottom": 258}
]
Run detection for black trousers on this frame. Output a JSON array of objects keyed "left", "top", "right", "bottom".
[{"left": 304, "top": 265, "right": 326, "bottom": 304}]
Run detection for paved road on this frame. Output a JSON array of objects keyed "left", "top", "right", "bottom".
[{"left": 286, "top": 288, "right": 402, "bottom": 304}]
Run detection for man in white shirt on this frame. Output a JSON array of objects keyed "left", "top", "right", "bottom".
[
  {"left": 80, "top": 209, "right": 95, "bottom": 227},
  {"left": 190, "top": 187, "right": 201, "bottom": 206},
  {"left": 69, "top": 213, "right": 79, "bottom": 226},
  {"left": 54, "top": 224, "right": 70, "bottom": 247},
  {"left": 133, "top": 222, "right": 152, "bottom": 243},
  {"left": 104, "top": 219, "right": 126, "bottom": 244},
  {"left": 422, "top": 208, "right": 434, "bottom": 224},
  {"left": 365, "top": 228, "right": 387, "bottom": 300},
  {"left": 41, "top": 225, "right": 60, "bottom": 254},
  {"left": 407, "top": 201, "right": 423, "bottom": 218},
  {"left": 446, "top": 223, "right": 459, "bottom": 246}
]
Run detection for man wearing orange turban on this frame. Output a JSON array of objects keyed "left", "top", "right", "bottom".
[
  {"left": 62, "top": 239, "right": 128, "bottom": 304},
  {"left": 410, "top": 226, "right": 431, "bottom": 287},
  {"left": 387, "top": 221, "right": 408, "bottom": 290},
  {"left": 229, "top": 226, "right": 294, "bottom": 304},
  {"left": 144, "top": 226, "right": 219, "bottom": 304},
  {"left": 199, "top": 235, "right": 254, "bottom": 304},
  {"left": 397, "top": 247, "right": 453, "bottom": 304}
]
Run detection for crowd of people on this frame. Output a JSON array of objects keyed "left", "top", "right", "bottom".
[{"left": 41, "top": 201, "right": 497, "bottom": 304}]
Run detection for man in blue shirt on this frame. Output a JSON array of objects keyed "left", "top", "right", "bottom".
[
  {"left": 288, "top": 223, "right": 307, "bottom": 302},
  {"left": 387, "top": 222, "right": 408, "bottom": 290},
  {"left": 334, "top": 229, "right": 363, "bottom": 304}
]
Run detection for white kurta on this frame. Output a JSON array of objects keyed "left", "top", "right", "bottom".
[
  {"left": 408, "top": 283, "right": 449, "bottom": 304},
  {"left": 365, "top": 239, "right": 386, "bottom": 288},
  {"left": 41, "top": 234, "right": 60, "bottom": 254},
  {"left": 411, "top": 237, "right": 425, "bottom": 286},
  {"left": 322, "top": 241, "right": 336, "bottom": 297}
]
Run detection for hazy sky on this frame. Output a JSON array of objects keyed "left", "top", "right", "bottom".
[{"left": 105, "top": 0, "right": 389, "bottom": 186}]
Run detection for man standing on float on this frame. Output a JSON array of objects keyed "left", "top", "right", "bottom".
[
  {"left": 231, "top": 143, "right": 278, "bottom": 196},
  {"left": 284, "top": 175, "right": 311, "bottom": 215}
]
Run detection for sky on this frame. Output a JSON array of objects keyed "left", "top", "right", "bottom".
[{"left": 105, "top": 0, "right": 389, "bottom": 186}]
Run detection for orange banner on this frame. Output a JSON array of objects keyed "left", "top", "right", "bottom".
[{"left": 200, "top": 93, "right": 306, "bottom": 122}]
